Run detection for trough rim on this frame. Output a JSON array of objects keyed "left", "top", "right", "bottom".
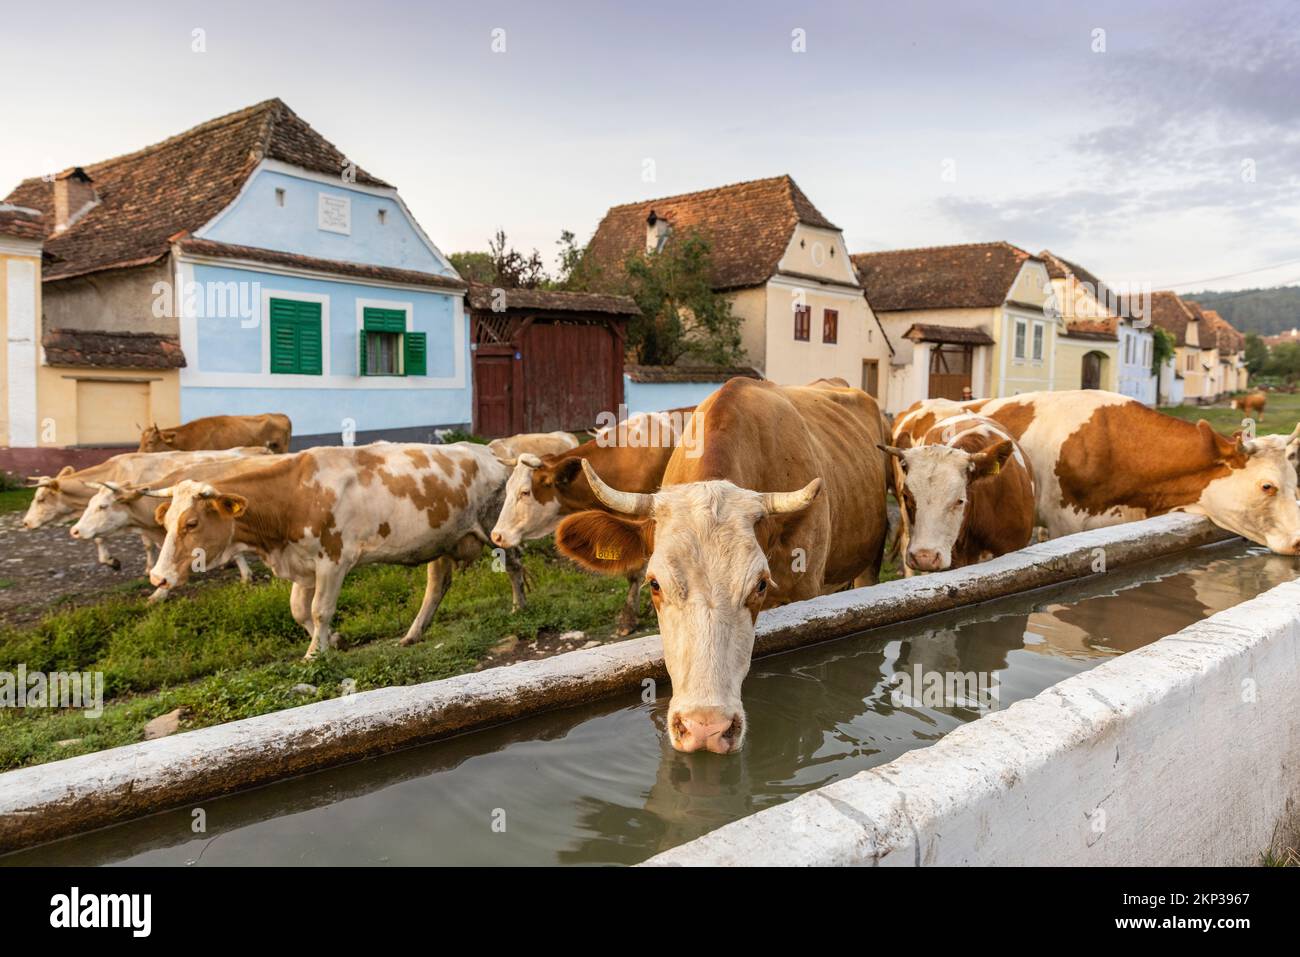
[{"left": 0, "top": 513, "right": 1235, "bottom": 855}]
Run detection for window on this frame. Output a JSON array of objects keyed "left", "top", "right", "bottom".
[
  {"left": 269, "top": 298, "right": 322, "bottom": 375},
  {"left": 1013, "top": 319, "right": 1027, "bottom": 359},
  {"left": 1032, "top": 323, "right": 1045, "bottom": 361},
  {"left": 1186, "top": 352, "right": 1196, "bottom": 372},
  {"left": 274, "top": 187, "right": 286, "bottom": 207},
  {"left": 377, "top": 208, "right": 387, "bottom": 225},
  {"left": 794, "top": 305, "right": 811, "bottom": 341},
  {"left": 822, "top": 308, "right": 838, "bottom": 344},
  {"left": 360, "top": 307, "right": 427, "bottom": 376}
]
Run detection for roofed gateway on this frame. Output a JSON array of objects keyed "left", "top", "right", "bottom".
[{"left": 1, "top": 98, "right": 473, "bottom": 466}]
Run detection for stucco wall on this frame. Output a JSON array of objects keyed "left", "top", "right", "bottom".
[
  {"left": 623, "top": 377, "right": 722, "bottom": 415},
  {"left": 648, "top": 577, "right": 1300, "bottom": 866},
  {"left": 1, "top": 248, "right": 43, "bottom": 448},
  {"left": 40, "top": 261, "right": 176, "bottom": 336},
  {"left": 1054, "top": 336, "right": 1118, "bottom": 392}
]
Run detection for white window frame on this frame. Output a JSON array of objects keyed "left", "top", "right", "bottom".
[
  {"left": 1013, "top": 318, "right": 1027, "bottom": 360},
  {"left": 1031, "top": 321, "right": 1045, "bottom": 362},
  {"left": 356, "top": 297, "right": 414, "bottom": 377}
]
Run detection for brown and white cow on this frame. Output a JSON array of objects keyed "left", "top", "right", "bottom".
[
  {"left": 490, "top": 409, "right": 693, "bottom": 635},
  {"left": 947, "top": 389, "right": 1300, "bottom": 553},
  {"left": 1231, "top": 392, "right": 1267, "bottom": 420},
  {"left": 882, "top": 409, "right": 1035, "bottom": 572},
  {"left": 147, "top": 443, "right": 525, "bottom": 658},
  {"left": 23, "top": 448, "right": 271, "bottom": 570},
  {"left": 555, "top": 378, "right": 889, "bottom": 754},
  {"left": 138, "top": 413, "right": 292, "bottom": 453},
  {"left": 486, "top": 431, "right": 579, "bottom": 463}
]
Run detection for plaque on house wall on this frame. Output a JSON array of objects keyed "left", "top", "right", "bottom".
[{"left": 317, "top": 193, "right": 351, "bottom": 234}]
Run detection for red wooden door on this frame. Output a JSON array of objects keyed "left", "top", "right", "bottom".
[
  {"left": 522, "top": 322, "right": 616, "bottom": 432},
  {"left": 474, "top": 353, "right": 514, "bottom": 437}
]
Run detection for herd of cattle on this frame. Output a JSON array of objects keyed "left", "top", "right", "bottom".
[{"left": 19, "top": 379, "right": 1300, "bottom": 755}]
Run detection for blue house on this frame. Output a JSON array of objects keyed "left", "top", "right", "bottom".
[{"left": 4, "top": 99, "right": 469, "bottom": 449}]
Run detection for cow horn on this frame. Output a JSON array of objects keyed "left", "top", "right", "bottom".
[
  {"left": 520, "top": 453, "right": 542, "bottom": 469},
  {"left": 139, "top": 486, "right": 174, "bottom": 498},
  {"left": 762, "top": 477, "right": 823, "bottom": 515},
  {"left": 580, "top": 460, "right": 652, "bottom": 515},
  {"left": 876, "top": 444, "right": 909, "bottom": 459},
  {"left": 1288, "top": 423, "right": 1300, "bottom": 444}
]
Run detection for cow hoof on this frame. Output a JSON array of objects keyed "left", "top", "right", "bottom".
[
  {"left": 398, "top": 635, "right": 418, "bottom": 647},
  {"left": 616, "top": 623, "right": 635, "bottom": 637}
]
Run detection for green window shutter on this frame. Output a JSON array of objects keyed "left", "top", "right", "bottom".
[
  {"left": 404, "top": 331, "right": 427, "bottom": 376},
  {"left": 358, "top": 330, "right": 368, "bottom": 376},
  {"left": 268, "top": 298, "right": 322, "bottom": 375},
  {"left": 363, "top": 307, "right": 406, "bottom": 333}
]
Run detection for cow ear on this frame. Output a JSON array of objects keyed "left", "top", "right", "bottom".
[
  {"left": 1197, "top": 420, "right": 1239, "bottom": 462},
  {"left": 161, "top": 431, "right": 177, "bottom": 444},
  {"left": 154, "top": 502, "right": 171, "bottom": 526},
  {"left": 215, "top": 494, "right": 248, "bottom": 519},
  {"left": 554, "top": 457, "right": 583, "bottom": 489},
  {"left": 970, "top": 439, "right": 1014, "bottom": 478},
  {"left": 556, "top": 510, "right": 652, "bottom": 575},
  {"left": 56, "top": 465, "right": 76, "bottom": 478}
]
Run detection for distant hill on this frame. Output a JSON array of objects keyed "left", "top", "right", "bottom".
[{"left": 1183, "top": 285, "right": 1300, "bottom": 337}]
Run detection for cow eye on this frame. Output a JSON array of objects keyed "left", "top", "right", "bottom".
[
  {"left": 186, "top": 518, "right": 199, "bottom": 529},
  {"left": 1262, "top": 482, "right": 1277, "bottom": 495},
  {"left": 648, "top": 577, "right": 661, "bottom": 593},
  {"left": 756, "top": 577, "right": 768, "bottom": 595}
]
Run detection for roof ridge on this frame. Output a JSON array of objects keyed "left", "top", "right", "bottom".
[
  {"left": 605, "top": 174, "right": 797, "bottom": 213},
  {"left": 853, "top": 240, "right": 1035, "bottom": 260}
]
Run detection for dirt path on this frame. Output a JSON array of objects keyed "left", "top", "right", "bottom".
[{"left": 0, "top": 514, "right": 163, "bottom": 626}]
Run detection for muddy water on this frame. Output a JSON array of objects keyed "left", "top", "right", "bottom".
[{"left": 6, "top": 541, "right": 1293, "bottom": 867}]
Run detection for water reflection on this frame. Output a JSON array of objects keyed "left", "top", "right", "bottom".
[{"left": 6, "top": 542, "right": 1290, "bottom": 867}]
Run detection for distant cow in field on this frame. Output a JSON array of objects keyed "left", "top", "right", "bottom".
[
  {"left": 139, "top": 413, "right": 292, "bottom": 453},
  {"left": 555, "top": 378, "right": 889, "bottom": 754},
  {"left": 23, "top": 448, "right": 271, "bottom": 570},
  {"left": 146, "top": 443, "right": 525, "bottom": 658},
  {"left": 490, "top": 409, "right": 693, "bottom": 635},
  {"left": 956, "top": 389, "right": 1300, "bottom": 553},
  {"left": 486, "top": 431, "right": 579, "bottom": 463},
  {"left": 883, "top": 407, "right": 1035, "bottom": 573},
  {"left": 1231, "top": 391, "right": 1267, "bottom": 420}
]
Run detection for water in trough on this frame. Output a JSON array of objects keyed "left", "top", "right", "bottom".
[{"left": 5, "top": 541, "right": 1292, "bottom": 866}]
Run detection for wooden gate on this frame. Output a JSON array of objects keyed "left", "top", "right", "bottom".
[
  {"left": 1082, "top": 351, "right": 1103, "bottom": 390},
  {"left": 928, "top": 343, "right": 973, "bottom": 400},
  {"left": 473, "top": 352, "right": 514, "bottom": 437}
]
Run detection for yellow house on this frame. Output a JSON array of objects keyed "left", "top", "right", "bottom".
[
  {"left": 1147, "top": 291, "right": 1212, "bottom": 403},
  {"left": 852, "top": 241, "right": 1058, "bottom": 410},
  {"left": 584, "top": 176, "right": 893, "bottom": 405},
  {"left": 0, "top": 204, "right": 45, "bottom": 460}
]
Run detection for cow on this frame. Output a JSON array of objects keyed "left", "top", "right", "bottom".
[
  {"left": 489, "top": 409, "right": 693, "bottom": 635},
  {"left": 23, "top": 448, "right": 271, "bottom": 570},
  {"left": 1231, "top": 391, "right": 1267, "bottom": 420},
  {"left": 554, "top": 378, "right": 889, "bottom": 754},
  {"left": 950, "top": 390, "right": 1300, "bottom": 553},
  {"left": 138, "top": 413, "right": 292, "bottom": 453},
  {"left": 881, "top": 409, "right": 1035, "bottom": 573},
  {"left": 70, "top": 455, "right": 276, "bottom": 600},
  {"left": 486, "top": 431, "right": 579, "bottom": 463},
  {"left": 146, "top": 443, "right": 526, "bottom": 658}
]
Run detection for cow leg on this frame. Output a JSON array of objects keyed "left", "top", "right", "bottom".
[
  {"left": 235, "top": 554, "right": 253, "bottom": 584},
  {"left": 305, "top": 565, "right": 347, "bottom": 659},
  {"left": 146, "top": 585, "right": 170, "bottom": 604},
  {"left": 616, "top": 567, "right": 645, "bottom": 636},
  {"left": 290, "top": 580, "right": 315, "bottom": 635},
  {"left": 400, "top": 556, "right": 455, "bottom": 647},
  {"left": 504, "top": 546, "right": 526, "bottom": 613},
  {"left": 138, "top": 533, "right": 155, "bottom": 575},
  {"left": 93, "top": 537, "right": 121, "bottom": 571}
]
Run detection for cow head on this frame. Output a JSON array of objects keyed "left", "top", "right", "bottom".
[
  {"left": 138, "top": 424, "right": 177, "bottom": 452},
  {"left": 70, "top": 482, "right": 145, "bottom": 541},
  {"left": 21, "top": 466, "right": 78, "bottom": 529},
  {"left": 1184, "top": 421, "right": 1300, "bottom": 554},
  {"left": 490, "top": 454, "right": 582, "bottom": 548},
  {"left": 147, "top": 480, "right": 247, "bottom": 587},
  {"left": 880, "top": 438, "right": 1015, "bottom": 571},
  {"left": 556, "top": 460, "right": 822, "bottom": 755}
]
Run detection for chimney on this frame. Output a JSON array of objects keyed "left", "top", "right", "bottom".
[
  {"left": 645, "top": 210, "right": 671, "bottom": 254},
  {"left": 53, "top": 167, "right": 97, "bottom": 232}
]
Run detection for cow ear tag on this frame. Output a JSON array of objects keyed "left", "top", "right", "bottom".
[{"left": 595, "top": 543, "right": 620, "bottom": 561}]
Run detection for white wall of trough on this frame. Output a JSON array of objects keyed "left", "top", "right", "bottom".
[
  {"left": 0, "top": 514, "right": 1239, "bottom": 853},
  {"left": 647, "top": 577, "right": 1300, "bottom": 866}
]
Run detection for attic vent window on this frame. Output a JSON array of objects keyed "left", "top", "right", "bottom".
[
  {"left": 377, "top": 208, "right": 387, "bottom": 225},
  {"left": 275, "top": 188, "right": 286, "bottom": 207},
  {"left": 646, "top": 212, "right": 671, "bottom": 254}
]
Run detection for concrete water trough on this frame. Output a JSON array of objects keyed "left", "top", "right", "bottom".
[{"left": 2, "top": 513, "right": 1291, "bottom": 863}]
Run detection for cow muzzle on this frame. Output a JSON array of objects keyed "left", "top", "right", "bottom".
[
  {"left": 671, "top": 708, "right": 744, "bottom": 754},
  {"left": 907, "top": 547, "right": 948, "bottom": 572}
]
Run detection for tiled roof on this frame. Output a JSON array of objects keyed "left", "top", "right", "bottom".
[
  {"left": 901, "top": 323, "right": 995, "bottom": 346},
  {"left": 585, "top": 175, "right": 841, "bottom": 292},
  {"left": 466, "top": 282, "right": 638, "bottom": 315},
  {"left": 851, "top": 241, "right": 1038, "bottom": 312},
  {"left": 625, "top": 364, "right": 762, "bottom": 383},
  {"left": 175, "top": 238, "right": 465, "bottom": 290},
  {"left": 1037, "top": 249, "right": 1120, "bottom": 340},
  {"left": 1138, "top": 291, "right": 1199, "bottom": 346},
  {"left": 4, "top": 99, "right": 388, "bottom": 281},
  {"left": 1191, "top": 305, "right": 1243, "bottom": 355},
  {"left": 0, "top": 204, "right": 44, "bottom": 243},
  {"left": 42, "top": 328, "right": 186, "bottom": 369}
]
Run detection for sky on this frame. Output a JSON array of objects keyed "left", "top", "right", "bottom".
[{"left": 2, "top": 0, "right": 1297, "bottom": 293}]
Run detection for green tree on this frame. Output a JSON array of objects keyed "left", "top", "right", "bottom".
[
  {"left": 620, "top": 229, "right": 743, "bottom": 367},
  {"left": 448, "top": 229, "right": 548, "bottom": 288},
  {"left": 1151, "top": 326, "right": 1176, "bottom": 374},
  {"left": 1244, "top": 333, "right": 1269, "bottom": 376}
]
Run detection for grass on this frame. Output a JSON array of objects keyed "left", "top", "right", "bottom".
[
  {"left": 0, "top": 540, "right": 652, "bottom": 770},
  {"left": 0, "top": 487, "right": 33, "bottom": 515},
  {"left": 1158, "top": 389, "right": 1300, "bottom": 436}
]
